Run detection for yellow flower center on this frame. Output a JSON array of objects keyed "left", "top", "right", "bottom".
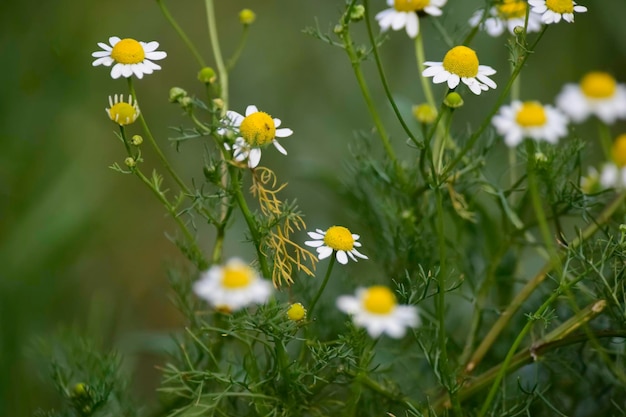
[
  {"left": 580, "top": 72, "right": 617, "bottom": 99},
  {"left": 287, "top": 303, "right": 307, "bottom": 321},
  {"left": 545, "top": 0, "right": 574, "bottom": 14},
  {"left": 240, "top": 111, "right": 276, "bottom": 146},
  {"left": 515, "top": 101, "right": 547, "bottom": 127},
  {"left": 221, "top": 263, "right": 254, "bottom": 288},
  {"left": 442, "top": 46, "right": 479, "bottom": 78},
  {"left": 394, "top": 0, "right": 430, "bottom": 12},
  {"left": 612, "top": 134, "right": 626, "bottom": 167},
  {"left": 323, "top": 226, "right": 355, "bottom": 251},
  {"left": 363, "top": 286, "right": 397, "bottom": 315},
  {"left": 109, "top": 102, "right": 138, "bottom": 126},
  {"left": 497, "top": 0, "right": 527, "bottom": 19},
  {"left": 110, "top": 38, "right": 145, "bottom": 64}
]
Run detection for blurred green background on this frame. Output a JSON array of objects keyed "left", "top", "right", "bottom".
[{"left": 1, "top": 0, "right": 626, "bottom": 415}]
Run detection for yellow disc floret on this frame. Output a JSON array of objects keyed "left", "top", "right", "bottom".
[
  {"left": 394, "top": 0, "right": 430, "bottom": 12},
  {"left": 363, "top": 286, "right": 397, "bottom": 315},
  {"left": 443, "top": 46, "right": 479, "bottom": 78},
  {"left": 287, "top": 303, "right": 307, "bottom": 321},
  {"left": 545, "top": 0, "right": 574, "bottom": 14},
  {"left": 240, "top": 111, "right": 276, "bottom": 146},
  {"left": 580, "top": 72, "right": 617, "bottom": 99},
  {"left": 612, "top": 134, "right": 626, "bottom": 167},
  {"left": 497, "top": 0, "right": 527, "bottom": 19},
  {"left": 515, "top": 102, "right": 547, "bottom": 127},
  {"left": 323, "top": 226, "right": 355, "bottom": 251},
  {"left": 222, "top": 263, "right": 254, "bottom": 288},
  {"left": 111, "top": 38, "right": 145, "bottom": 64}
]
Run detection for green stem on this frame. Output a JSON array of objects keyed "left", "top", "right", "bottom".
[
  {"left": 308, "top": 256, "right": 336, "bottom": 318},
  {"left": 415, "top": 31, "right": 436, "bottom": 110},
  {"left": 227, "top": 26, "right": 250, "bottom": 71},
  {"left": 157, "top": 0, "right": 206, "bottom": 67},
  {"left": 465, "top": 190, "right": 626, "bottom": 373},
  {"left": 205, "top": 0, "right": 228, "bottom": 114},
  {"left": 127, "top": 78, "right": 191, "bottom": 195},
  {"left": 598, "top": 120, "right": 613, "bottom": 161},
  {"left": 340, "top": 23, "right": 401, "bottom": 176},
  {"left": 362, "top": 0, "right": 420, "bottom": 148}
]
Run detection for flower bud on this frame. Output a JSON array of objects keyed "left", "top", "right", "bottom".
[
  {"left": 287, "top": 303, "right": 307, "bottom": 322},
  {"left": 444, "top": 92, "right": 464, "bottom": 109},
  {"left": 169, "top": 87, "right": 187, "bottom": 103},
  {"left": 333, "top": 24, "right": 344, "bottom": 35},
  {"left": 130, "top": 135, "right": 143, "bottom": 146},
  {"left": 350, "top": 5, "right": 365, "bottom": 22},
  {"left": 198, "top": 67, "right": 217, "bottom": 84},
  {"left": 412, "top": 103, "right": 437, "bottom": 124},
  {"left": 239, "top": 9, "right": 256, "bottom": 25},
  {"left": 124, "top": 157, "right": 136, "bottom": 168}
]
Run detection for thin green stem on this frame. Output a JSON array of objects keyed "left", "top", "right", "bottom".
[
  {"left": 363, "top": 0, "right": 420, "bottom": 148},
  {"left": 598, "top": 121, "right": 613, "bottom": 160},
  {"left": 415, "top": 31, "right": 436, "bottom": 110},
  {"left": 205, "top": 0, "right": 228, "bottom": 114},
  {"left": 127, "top": 78, "right": 191, "bottom": 195},
  {"left": 157, "top": 0, "right": 206, "bottom": 67},
  {"left": 308, "top": 256, "right": 336, "bottom": 318},
  {"left": 227, "top": 26, "right": 250, "bottom": 71},
  {"left": 465, "top": 190, "right": 626, "bottom": 373}
]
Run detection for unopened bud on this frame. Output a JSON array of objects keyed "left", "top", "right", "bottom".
[
  {"left": 350, "top": 5, "right": 365, "bottom": 22},
  {"left": 412, "top": 103, "right": 437, "bottom": 124},
  {"left": 513, "top": 26, "right": 525, "bottom": 36},
  {"left": 198, "top": 67, "right": 217, "bottom": 84},
  {"left": 444, "top": 92, "right": 464, "bottom": 109},
  {"left": 239, "top": 9, "right": 256, "bottom": 25},
  {"left": 124, "top": 157, "right": 136, "bottom": 168},
  {"left": 130, "top": 135, "right": 143, "bottom": 146},
  {"left": 169, "top": 87, "right": 187, "bottom": 103}
]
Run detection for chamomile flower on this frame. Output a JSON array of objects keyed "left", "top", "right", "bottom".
[
  {"left": 528, "top": 0, "right": 587, "bottom": 24},
  {"left": 600, "top": 134, "right": 626, "bottom": 189},
  {"left": 106, "top": 94, "right": 140, "bottom": 126},
  {"left": 422, "top": 46, "right": 497, "bottom": 95},
  {"left": 92, "top": 36, "right": 167, "bottom": 79},
  {"left": 304, "top": 226, "right": 368, "bottom": 265},
  {"left": 468, "top": 0, "right": 543, "bottom": 37},
  {"left": 375, "top": 0, "right": 447, "bottom": 39},
  {"left": 337, "top": 286, "right": 419, "bottom": 338},
  {"left": 556, "top": 72, "right": 626, "bottom": 124},
  {"left": 193, "top": 258, "right": 272, "bottom": 312},
  {"left": 220, "top": 105, "right": 291, "bottom": 169},
  {"left": 492, "top": 101, "right": 568, "bottom": 147}
]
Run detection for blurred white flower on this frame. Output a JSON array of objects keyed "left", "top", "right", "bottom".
[
  {"left": 375, "top": 0, "right": 447, "bottom": 38},
  {"left": 492, "top": 101, "right": 568, "bottom": 147}
]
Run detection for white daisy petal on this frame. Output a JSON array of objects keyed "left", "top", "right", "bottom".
[
  {"left": 245, "top": 105, "right": 259, "bottom": 116},
  {"left": 275, "top": 128, "right": 293, "bottom": 138},
  {"left": 317, "top": 246, "right": 333, "bottom": 260},
  {"left": 336, "top": 251, "right": 349, "bottom": 265},
  {"left": 273, "top": 140, "right": 288, "bottom": 155}
]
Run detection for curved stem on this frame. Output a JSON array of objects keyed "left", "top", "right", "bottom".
[
  {"left": 205, "top": 0, "right": 228, "bottom": 114},
  {"left": 414, "top": 31, "right": 436, "bottom": 110},
  {"left": 227, "top": 26, "right": 250, "bottom": 71},
  {"left": 157, "top": 0, "right": 206, "bottom": 67},
  {"left": 308, "top": 256, "right": 336, "bottom": 318}
]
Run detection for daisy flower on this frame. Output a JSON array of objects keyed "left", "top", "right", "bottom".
[
  {"left": 219, "top": 105, "right": 292, "bottom": 169},
  {"left": 468, "top": 0, "right": 543, "bottom": 37},
  {"left": 422, "top": 46, "right": 497, "bottom": 95},
  {"left": 106, "top": 94, "right": 140, "bottom": 126},
  {"left": 492, "top": 101, "right": 569, "bottom": 147},
  {"left": 337, "top": 286, "right": 419, "bottom": 338},
  {"left": 193, "top": 258, "right": 272, "bottom": 312},
  {"left": 92, "top": 36, "right": 167, "bottom": 79},
  {"left": 600, "top": 134, "right": 626, "bottom": 189},
  {"left": 304, "top": 226, "right": 368, "bottom": 265},
  {"left": 528, "top": 0, "right": 587, "bottom": 24},
  {"left": 375, "top": 0, "right": 447, "bottom": 38},
  {"left": 556, "top": 72, "right": 626, "bottom": 124}
]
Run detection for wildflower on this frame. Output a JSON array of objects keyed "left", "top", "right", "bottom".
[
  {"left": 92, "top": 37, "right": 167, "bottom": 79},
  {"left": 469, "top": 0, "right": 543, "bottom": 37},
  {"left": 106, "top": 94, "right": 140, "bottom": 126},
  {"left": 220, "top": 105, "right": 292, "bottom": 168},
  {"left": 528, "top": 0, "right": 587, "bottom": 24},
  {"left": 337, "top": 286, "right": 419, "bottom": 338},
  {"left": 600, "top": 134, "right": 626, "bottom": 189},
  {"left": 492, "top": 101, "right": 568, "bottom": 147},
  {"left": 375, "top": 0, "right": 447, "bottom": 39},
  {"left": 556, "top": 72, "right": 626, "bottom": 124},
  {"left": 422, "top": 46, "right": 497, "bottom": 95},
  {"left": 193, "top": 258, "right": 272, "bottom": 312},
  {"left": 287, "top": 303, "right": 307, "bottom": 321},
  {"left": 305, "top": 226, "right": 368, "bottom": 265}
]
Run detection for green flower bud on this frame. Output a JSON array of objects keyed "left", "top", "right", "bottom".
[
  {"left": 444, "top": 92, "right": 464, "bottom": 109},
  {"left": 513, "top": 25, "right": 525, "bottom": 35},
  {"left": 412, "top": 103, "right": 438, "bottom": 124},
  {"left": 333, "top": 24, "right": 344, "bottom": 35},
  {"left": 130, "top": 135, "right": 143, "bottom": 146},
  {"left": 198, "top": 67, "right": 217, "bottom": 84},
  {"left": 71, "top": 383, "right": 89, "bottom": 399},
  {"left": 239, "top": 9, "right": 256, "bottom": 25},
  {"left": 169, "top": 87, "right": 187, "bottom": 103},
  {"left": 124, "top": 157, "right": 136, "bottom": 168},
  {"left": 350, "top": 5, "right": 366, "bottom": 22},
  {"left": 179, "top": 96, "right": 193, "bottom": 110}
]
